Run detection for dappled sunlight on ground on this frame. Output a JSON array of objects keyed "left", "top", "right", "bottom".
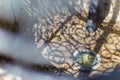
[{"left": 0, "top": 0, "right": 120, "bottom": 80}]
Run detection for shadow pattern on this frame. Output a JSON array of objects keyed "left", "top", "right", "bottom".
[{"left": 23, "top": 0, "right": 120, "bottom": 79}]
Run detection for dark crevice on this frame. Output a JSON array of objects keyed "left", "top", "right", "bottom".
[{"left": 93, "top": 0, "right": 119, "bottom": 53}]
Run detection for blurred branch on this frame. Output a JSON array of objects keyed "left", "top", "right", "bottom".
[{"left": 0, "top": 18, "right": 18, "bottom": 33}]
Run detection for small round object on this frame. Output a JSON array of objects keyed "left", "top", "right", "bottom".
[{"left": 73, "top": 49, "right": 100, "bottom": 71}]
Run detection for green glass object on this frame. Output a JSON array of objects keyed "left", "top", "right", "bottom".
[{"left": 73, "top": 49, "right": 100, "bottom": 71}]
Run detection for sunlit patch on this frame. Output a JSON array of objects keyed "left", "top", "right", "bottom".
[
  {"left": 0, "top": 68, "right": 6, "bottom": 74},
  {"left": 0, "top": 74, "right": 22, "bottom": 80}
]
